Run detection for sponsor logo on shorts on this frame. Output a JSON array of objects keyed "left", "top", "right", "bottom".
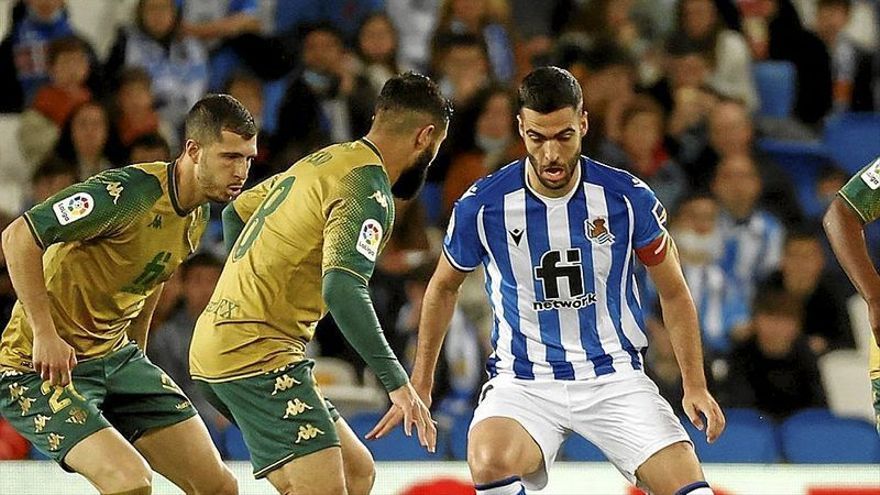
[
  {"left": 18, "top": 396, "right": 36, "bottom": 415},
  {"left": 294, "top": 424, "right": 324, "bottom": 444},
  {"left": 52, "top": 193, "right": 94, "bottom": 225},
  {"left": 33, "top": 414, "right": 51, "bottom": 433},
  {"left": 65, "top": 407, "right": 88, "bottom": 425},
  {"left": 271, "top": 374, "right": 302, "bottom": 396},
  {"left": 8, "top": 382, "right": 28, "bottom": 401},
  {"left": 175, "top": 401, "right": 191, "bottom": 410},
  {"left": 283, "top": 398, "right": 313, "bottom": 419},
  {"left": 47, "top": 432, "right": 64, "bottom": 451}
]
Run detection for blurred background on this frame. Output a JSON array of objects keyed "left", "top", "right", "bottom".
[{"left": 0, "top": 0, "right": 878, "bottom": 494}]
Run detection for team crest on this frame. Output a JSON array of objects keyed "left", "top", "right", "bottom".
[
  {"left": 52, "top": 193, "right": 94, "bottom": 225},
  {"left": 356, "top": 219, "right": 383, "bottom": 262},
  {"left": 586, "top": 218, "right": 614, "bottom": 245}
]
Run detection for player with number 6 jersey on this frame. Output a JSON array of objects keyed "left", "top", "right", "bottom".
[{"left": 189, "top": 73, "right": 452, "bottom": 495}]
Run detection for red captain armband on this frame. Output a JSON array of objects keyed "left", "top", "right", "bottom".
[{"left": 636, "top": 232, "right": 669, "bottom": 266}]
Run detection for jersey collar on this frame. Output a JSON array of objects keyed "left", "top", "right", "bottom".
[
  {"left": 523, "top": 157, "right": 582, "bottom": 204},
  {"left": 166, "top": 161, "right": 189, "bottom": 217},
  {"left": 360, "top": 137, "right": 384, "bottom": 164}
]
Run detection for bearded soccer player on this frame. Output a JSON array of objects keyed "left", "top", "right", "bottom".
[
  {"left": 189, "top": 73, "right": 451, "bottom": 495},
  {"left": 0, "top": 95, "right": 257, "bottom": 494},
  {"left": 370, "top": 67, "right": 726, "bottom": 495},
  {"left": 824, "top": 155, "right": 880, "bottom": 433}
]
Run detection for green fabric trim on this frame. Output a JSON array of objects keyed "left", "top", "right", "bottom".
[
  {"left": 166, "top": 161, "right": 188, "bottom": 217},
  {"left": 322, "top": 268, "right": 408, "bottom": 392},
  {"left": 222, "top": 203, "right": 246, "bottom": 254}
]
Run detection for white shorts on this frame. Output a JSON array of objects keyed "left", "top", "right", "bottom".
[{"left": 469, "top": 370, "right": 691, "bottom": 490}]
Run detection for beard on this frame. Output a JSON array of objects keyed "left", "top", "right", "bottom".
[
  {"left": 526, "top": 148, "right": 581, "bottom": 191},
  {"left": 391, "top": 148, "right": 433, "bottom": 199}
]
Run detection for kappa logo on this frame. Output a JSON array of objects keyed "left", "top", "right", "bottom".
[
  {"left": 368, "top": 191, "right": 389, "bottom": 210},
  {"left": 585, "top": 218, "right": 614, "bottom": 245},
  {"left": 104, "top": 181, "right": 124, "bottom": 204},
  {"left": 52, "top": 192, "right": 94, "bottom": 225}
]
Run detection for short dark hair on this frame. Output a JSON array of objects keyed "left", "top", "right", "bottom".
[
  {"left": 374, "top": 72, "right": 453, "bottom": 126},
  {"left": 752, "top": 287, "right": 802, "bottom": 320},
  {"left": 784, "top": 225, "right": 822, "bottom": 248},
  {"left": 818, "top": 0, "right": 852, "bottom": 11},
  {"left": 185, "top": 94, "right": 257, "bottom": 145},
  {"left": 518, "top": 66, "right": 583, "bottom": 114},
  {"left": 116, "top": 67, "right": 152, "bottom": 91},
  {"left": 47, "top": 35, "right": 87, "bottom": 66},
  {"left": 31, "top": 155, "right": 78, "bottom": 184}
]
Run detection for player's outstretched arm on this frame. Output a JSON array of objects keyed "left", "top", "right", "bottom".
[
  {"left": 824, "top": 196, "right": 880, "bottom": 346},
  {"left": 647, "top": 239, "right": 725, "bottom": 443},
  {"left": 1, "top": 218, "right": 76, "bottom": 386},
  {"left": 323, "top": 269, "right": 437, "bottom": 452},
  {"left": 367, "top": 255, "right": 467, "bottom": 440}
]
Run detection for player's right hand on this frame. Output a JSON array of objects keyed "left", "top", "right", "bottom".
[
  {"left": 33, "top": 333, "right": 77, "bottom": 386},
  {"left": 369, "top": 383, "right": 436, "bottom": 453}
]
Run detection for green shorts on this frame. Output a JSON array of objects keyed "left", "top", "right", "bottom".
[
  {"left": 197, "top": 359, "right": 341, "bottom": 478},
  {"left": 0, "top": 343, "right": 196, "bottom": 468},
  {"left": 873, "top": 377, "right": 879, "bottom": 435}
]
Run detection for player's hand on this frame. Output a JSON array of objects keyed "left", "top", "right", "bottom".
[
  {"left": 682, "top": 387, "right": 725, "bottom": 443},
  {"left": 368, "top": 383, "right": 436, "bottom": 453},
  {"left": 32, "top": 333, "right": 77, "bottom": 387}
]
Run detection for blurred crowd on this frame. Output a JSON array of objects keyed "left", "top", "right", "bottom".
[{"left": 0, "top": 0, "right": 878, "bottom": 459}]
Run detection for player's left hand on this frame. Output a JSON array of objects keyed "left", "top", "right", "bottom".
[{"left": 682, "top": 387, "right": 725, "bottom": 443}]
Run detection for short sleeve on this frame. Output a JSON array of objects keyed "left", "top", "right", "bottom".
[
  {"left": 232, "top": 174, "right": 281, "bottom": 223},
  {"left": 322, "top": 166, "right": 392, "bottom": 283},
  {"left": 23, "top": 167, "right": 161, "bottom": 249},
  {"left": 443, "top": 191, "right": 484, "bottom": 272},
  {"left": 839, "top": 157, "right": 880, "bottom": 223},
  {"left": 629, "top": 182, "right": 669, "bottom": 266}
]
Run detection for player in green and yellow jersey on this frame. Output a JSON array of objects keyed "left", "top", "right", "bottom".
[
  {"left": 0, "top": 95, "right": 257, "bottom": 495},
  {"left": 189, "top": 73, "right": 451, "bottom": 495},
  {"left": 824, "top": 155, "right": 880, "bottom": 433}
]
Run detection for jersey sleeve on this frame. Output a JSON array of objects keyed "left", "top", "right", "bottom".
[
  {"left": 23, "top": 167, "right": 161, "bottom": 249},
  {"left": 322, "top": 165, "right": 391, "bottom": 283},
  {"left": 629, "top": 181, "right": 670, "bottom": 266},
  {"left": 231, "top": 174, "right": 281, "bottom": 223},
  {"left": 839, "top": 157, "right": 880, "bottom": 223},
  {"left": 443, "top": 189, "right": 484, "bottom": 272}
]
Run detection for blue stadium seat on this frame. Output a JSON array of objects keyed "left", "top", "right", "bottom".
[
  {"left": 347, "top": 412, "right": 436, "bottom": 461},
  {"left": 756, "top": 138, "right": 829, "bottom": 219},
  {"left": 561, "top": 435, "right": 606, "bottom": 462},
  {"left": 780, "top": 408, "right": 880, "bottom": 463},
  {"left": 753, "top": 61, "right": 797, "bottom": 118},
  {"left": 683, "top": 408, "right": 780, "bottom": 463},
  {"left": 823, "top": 112, "right": 880, "bottom": 174},
  {"left": 208, "top": 47, "right": 244, "bottom": 92},
  {"left": 419, "top": 181, "right": 444, "bottom": 226},
  {"left": 223, "top": 425, "right": 251, "bottom": 461},
  {"left": 447, "top": 412, "right": 473, "bottom": 460},
  {"left": 262, "top": 78, "right": 288, "bottom": 136}
]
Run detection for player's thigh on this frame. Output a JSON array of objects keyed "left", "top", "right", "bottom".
[
  {"left": 468, "top": 417, "right": 544, "bottom": 478},
  {"left": 635, "top": 441, "right": 705, "bottom": 495},
  {"left": 266, "top": 445, "right": 346, "bottom": 495},
  {"left": 206, "top": 360, "right": 342, "bottom": 481},
  {"left": 334, "top": 413, "right": 376, "bottom": 495},
  {"left": 65, "top": 427, "right": 152, "bottom": 493},
  {"left": 571, "top": 373, "right": 692, "bottom": 487},
  {"left": 134, "top": 415, "right": 237, "bottom": 495}
]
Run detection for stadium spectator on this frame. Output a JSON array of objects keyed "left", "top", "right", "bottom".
[
  {"left": 721, "top": 288, "right": 827, "bottom": 420},
  {"left": 762, "top": 229, "right": 855, "bottom": 354},
  {"left": 181, "top": 0, "right": 261, "bottom": 49},
  {"left": 109, "top": 68, "right": 170, "bottom": 161},
  {"left": 738, "top": 0, "right": 833, "bottom": 124},
  {"left": 273, "top": 22, "right": 375, "bottom": 164},
  {"left": 433, "top": 33, "right": 492, "bottom": 106},
  {"left": 106, "top": 0, "right": 209, "bottom": 134},
  {"left": 148, "top": 254, "right": 225, "bottom": 428},
  {"left": 564, "top": 0, "right": 651, "bottom": 63},
  {"left": 674, "top": 0, "right": 758, "bottom": 110},
  {"left": 385, "top": 0, "right": 442, "bottom": 72},
  {"left": 598, "top": 95, "right": 688, "bottom": 209},
  {"left": 28, "top": 155, "right": 78, "bottom": 205},
  {"left": 441, "top": 85, "right": 522, "bottom": 219},
  {"left": 712, "top": 154, "right": 785, "bottom": 301},
  {"left": 127, "top": 133, "right": 171, "bottom": 163},
  {"left": 813, "top": 0, "right": 876, "bottom": 112},
  {"left": 433, "top": 0, "right": 515, "bottom": 83},
  {"left": 357, "top": 13, "right": 401, "bottom": 93},
  {"left": 16, "top": 35, "right": 92, "bottom": 168},
  {"left": 53, "top": 101, "right": 111, "bottom": 177}
]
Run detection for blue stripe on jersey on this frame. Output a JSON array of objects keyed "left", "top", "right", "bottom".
[
  {"left": 624, "top": 257, "right": 647, "bottom": 344},
  {"left": 524, "top": 192, "right": 575, "bottom": 380},
  {"left": 567, "top": 183, "right": 614, "bottom": 375},
  {"left": 485, "top": 199, "right": 534, "bottom": 379},
  {"left": 605, "top": 189, "right": 642, "bottom": 370}
]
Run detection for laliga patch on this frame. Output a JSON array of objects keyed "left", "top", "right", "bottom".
[
  {"left": 860, "top": 158, "right": 880, "bottom": 190},
  {"left": 356, "top": 219, "right": 383, "bottom": 262},
  {"left": 53, "top": 192, "right": 94, "bottom": 225}
]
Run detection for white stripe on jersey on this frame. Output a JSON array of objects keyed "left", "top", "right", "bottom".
[
  {"left": 584, "top": 182, "right": 629, "bottom": 371},
  {"left": 503, "top": 189, "right": 554, "bottom": 378},
  {"left": 477, "top": 205, "right": 515, "bottom": 373}
]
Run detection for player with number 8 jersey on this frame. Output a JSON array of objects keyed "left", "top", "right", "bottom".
[{"left": 189, "top": 73, "right": 452, "bottom": 494}]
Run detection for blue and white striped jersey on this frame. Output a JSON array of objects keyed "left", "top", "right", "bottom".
[
  {"left": 444, "top": 157, "right": 670, "bottom": 381},
  {"left": 716, "top": 209, "right": 784, "bottom": 303}
]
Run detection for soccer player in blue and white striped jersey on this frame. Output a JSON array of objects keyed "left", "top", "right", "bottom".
[{"left": 369, "top": 67, "right": 725, "bottom": 495}]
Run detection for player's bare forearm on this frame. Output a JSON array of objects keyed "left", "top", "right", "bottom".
[
  {"left": 412, "top": 267, "right": 463, "bottom": 396},
  {"left": 1, "top": 217, "right": 56, "bottom": 337},
  {"left": 647, "top": 242, "right": 707, "bottom": 390},
  {"left": 127, "top": 284, "right": 163, "bottom": 350},
  {"left": 824, "top": 197, "right": 880, "bottom": 302}
]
